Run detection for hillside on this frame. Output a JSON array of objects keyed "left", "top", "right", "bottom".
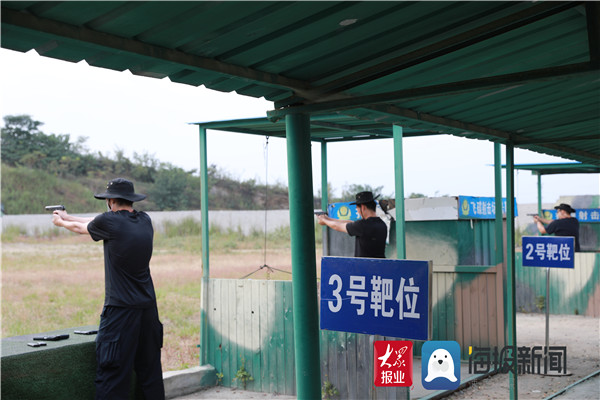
[{"left": 0, "top": 163, "right": 294, "bottom": 215}]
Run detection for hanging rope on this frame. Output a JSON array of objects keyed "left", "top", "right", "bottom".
[
  {"left": 263, "top": 136, "right": 269, "bottom": 273},
  {"left": 241, "top": 136, "right": 294, "bottom": 280},
  {"left": 239, "top": 264, "right": 292, "bottom": 280}
]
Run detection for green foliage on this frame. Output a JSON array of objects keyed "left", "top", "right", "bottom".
[
  {"left": 322, "top": 380, "right": 339, "bottom": 399},
  {"left": 232, "top": 357, "right": 253, "bottom": 389},
  {"left": 216, "top": 372, "right": 224, "bottom": 386},
  {"left": 0, "top": 114, "right": 332, "bottom": 213},
  {"left": 338, "top": 183, "right": 387, "bottom": 202},
  {"left": 150, "top": 166, "right": 196, "bottom": 210},
  {"left": 536, "top": 295, "right": 545, "bottom": 311}
]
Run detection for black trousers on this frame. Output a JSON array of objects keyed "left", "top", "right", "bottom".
[{"left": 95, "top": 306, "right": 165, "bottom": 400}]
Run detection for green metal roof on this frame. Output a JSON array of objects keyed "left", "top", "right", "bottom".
[
  {"left": 2, "top": 1, "right": 599, "bottom": 164},
  {"left": 509, "top": 162, "right": 600, "bottom": 175},
  {"left": 194, "top": 114, "right": 442, "bottom": 142}
]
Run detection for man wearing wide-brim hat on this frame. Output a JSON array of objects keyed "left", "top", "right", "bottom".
[
  {"left": 533, "top": 203, "right": 580, "bottom": 252},
  {"left": 318, "top": 191, "right": 387, "bottom": 258},
  {"left": 52, "top": 178, "right": 165, "bottom": 400}
]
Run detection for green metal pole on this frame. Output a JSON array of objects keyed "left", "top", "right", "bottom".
[
  {"left": 505, "top": 142, "right": 518, "bottom": 399},
  {"left": 393, "top": 125, "right": 406, "bottom": 259},
  {"left": 199, "top": 125, "right": 210, "bottom": 366},
  {"left": 537, "top": 172, "right": 543, "bottom": 215},
  {"left": 321, "top": 141, "right": 329, "bottom": 256},
  {"left": 286, "top": 113, "right": 321, "bottom": 399},
  {"left": 494, "top": 143, "right": 504, "bottom": 266}
]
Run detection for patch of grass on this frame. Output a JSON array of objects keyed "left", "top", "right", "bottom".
[{"left": 1, "top": 218, "right": 302, "bottom": 371}]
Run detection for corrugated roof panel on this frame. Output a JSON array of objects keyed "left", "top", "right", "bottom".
[{"left": 1, "top": 1, "right": 598, "bottom": 164}]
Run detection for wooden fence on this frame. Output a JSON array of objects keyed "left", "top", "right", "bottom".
[
  {"left": 515, "top": 252, "right": 600, "bottom": 317},
  {"left": 205, "top": 261, "right": 505, "bottom": 398}
]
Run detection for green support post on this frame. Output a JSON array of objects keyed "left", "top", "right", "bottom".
[
  {"left": 537, "top": 172, "right": 543, "bottom": 215},
  {"left": 199, "top": 125, "right": 210, "bottom": 366},
  {"left": 393, "top": 125, "right": 406, "bottom": 259},
  {"left": 285, "top": 113, "right": 321, "bottom": 399},
  {"left": 321, "top": 141, "right": 329, "bottom": 256},
  {"left": 505, "top": 142, "right": 518, "bottom": 399},
  {"left": 494, "top": 143, "right": 504, "bottom": 267}
]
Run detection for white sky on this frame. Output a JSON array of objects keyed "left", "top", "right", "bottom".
[{"left": 1, "top": 48, "right": 598, "bottom": 205}]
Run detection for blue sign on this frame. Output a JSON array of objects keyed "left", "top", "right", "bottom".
[
  {"left": 458, "top": 196, "right": 518, "bottom": 219},
  {"left": 327, "top": 201, "right": 359, "bottom": 220},
  {"left": 522, "top": 236, "right": 575, "bottom": 268},
  {"left": 542, "top": 209, "right": 600, "bottom": 223},
  {"left": 320, "top": 257, "right": 431, "bottom": 340}
]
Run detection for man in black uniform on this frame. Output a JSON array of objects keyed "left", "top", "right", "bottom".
[
  {"left": 52, "top": 178, "right": 164, "bottom": 400},
  {"left": 318, "top": 191, "right": 387, "bottom": 258},
  {"left": 533, "top": 203, "right": 580, "bottom": 252}
]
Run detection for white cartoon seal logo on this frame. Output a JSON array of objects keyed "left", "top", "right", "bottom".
[{"left": 424, "top": 348, "right": 457, "bottom": 382}]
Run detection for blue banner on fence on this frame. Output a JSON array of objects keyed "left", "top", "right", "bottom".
[
  {"left": 522, "top": 236, "right": 575, "bottom": 268},
  {"left": 320, "top": 257, "right": 431, "bottom": 340},
  {"left": 458, "top": 196, "right": 518, "bottom": 219},
  {"left": 542, "top": 209, "right": 600, "bottom": 223}
]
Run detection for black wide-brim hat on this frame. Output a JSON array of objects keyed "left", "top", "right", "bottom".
[
  {"left": 554, "top": 203, "right": 575, "bottom": 214},
  {"left": 94, "top": 178, "right": 147, "bottom": 202},
  {"left": 350, "top": 191, "right": 380, "bottom": 205}
]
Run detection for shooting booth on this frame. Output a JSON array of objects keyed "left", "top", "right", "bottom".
[
  {"left": 194, "top": 117, "right": 512, "bottom": 398},
  {"left": 507, "top": 163, "right": 600, "bottom": 317},
  {"left": 2, "top": 1, "right": 599, "bottom": 399}
]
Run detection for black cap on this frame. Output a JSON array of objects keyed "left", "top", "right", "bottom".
[
  {"left": 350, "top": 191, "right": 380, "bottom": 205},
  {"left": 94, "top": 178, "right": 146, "bottom": 202},
  {"left": 554, "top": 203, "right": 575, "bottom": 214}
]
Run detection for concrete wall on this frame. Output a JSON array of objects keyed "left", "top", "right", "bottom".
[
  {"left": 2, "top": 210, "right": 292, "bottom": 236},
  {"left": 0, "top": 204, "right": 543, "bottom": 237}
]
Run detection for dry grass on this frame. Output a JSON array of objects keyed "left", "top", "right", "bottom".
[{"left": 1, "top": 231, "right": 299, "bottom": 372}]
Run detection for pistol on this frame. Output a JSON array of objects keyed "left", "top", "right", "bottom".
[
  {"left": 314, "top": 210, "right": 326, "bottom": 216},
  {"left": 526, "top": 213, "right": 539, "bottom": 217},
  {"left": 45, "top": 205, "right": 66, "bottom": 212}
]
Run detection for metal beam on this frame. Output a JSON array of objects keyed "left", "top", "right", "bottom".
[
  {"left": 364, "top": 104, "right": 514, "bottom": 142},
  {"left": 199, "top": 125, "right": 209, "bottom": 366},
  {"left": 307, "top": 1, "right": 581, "bottom": 97},
  {"left": 267, "top": 62, "right": 594, "bottom": 120},
  {"left": 514, "top": 134, "right": 600, "bottom": 145},
  {"left": 586, "top": 2, "right": 600, "bottom": 69},
  {"left": 505, "top": 142, "right": 518, "bottom": 399},
  {"left": 1, "top": 7, "right": 311, "bottom": 94},
  {"left": 362, "top": 105, "right": 600, "bottom": 163}
]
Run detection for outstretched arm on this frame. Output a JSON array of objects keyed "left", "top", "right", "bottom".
[
  {"left": 52, "top": 210, "right": 92, "bottom": 235},
  {"left": 533, "top": 215, "right": 548, "bottom": 234},
  {"left": 317, "top": 214, "right": 351, "bottom": 234}
]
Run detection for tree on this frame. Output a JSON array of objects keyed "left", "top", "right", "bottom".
[
  {"left": 1, "top": 115, "right": 81, "bottom": 173},
  {"left": 149, "top": 165, "right": 192, "bottom": 210},
  {"left": 339, "top": 184, "right": 385, "bottom": 202}
]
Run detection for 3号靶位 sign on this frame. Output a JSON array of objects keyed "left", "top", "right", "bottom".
[{"left": 320, "top": 257, "right": 431, "bottom": 340}]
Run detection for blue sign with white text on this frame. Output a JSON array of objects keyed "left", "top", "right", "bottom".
[
  {"left": 458, "top": 196, "right": 518, "bottom": 219},
  {"left": 320, "top": 257, "right": 431, "bottom": 340},
  {"left": 522, "top": 236, "right": 575, "bottom": 269},
  {"left": 542, "top": 208, "right": 600, "bottom": 223}
]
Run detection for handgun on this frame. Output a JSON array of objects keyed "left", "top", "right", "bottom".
[
  {"left": 45, "top": 205, "right": 66, "bottom": 212},
  {"left": 314, "top": 210, "right": 327, "bottom": 216},
  {"left": 33, "top": 334, "right": 69, "bottom": 341},
  {"left": 526, "top": 213, "right": 539, "bottom": 217},
  {"left": 74, "top": 330, "right": 98, "bottom": 335}
]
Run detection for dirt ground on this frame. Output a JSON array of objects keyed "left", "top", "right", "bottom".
[{"left": 446, "top": 313, "right": 600, "bottom": 400}]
